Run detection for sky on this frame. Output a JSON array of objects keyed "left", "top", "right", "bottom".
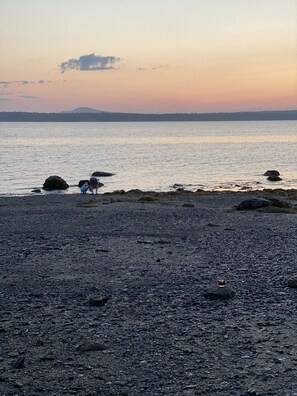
[{"left": 0, "top": 0, "right": 296, "bottom": 113}]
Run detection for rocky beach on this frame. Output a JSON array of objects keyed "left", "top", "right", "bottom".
[{"left": 1, "top": 190, "right": 297, "bottom": 396}]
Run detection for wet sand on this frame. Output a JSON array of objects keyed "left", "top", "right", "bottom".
[{"left": 1, "top": 190, "right": 297, "bottom": 396}]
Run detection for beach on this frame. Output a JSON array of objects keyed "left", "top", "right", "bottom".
[{"left": 1, "top": 190, "right": 297, "bottom": 395}]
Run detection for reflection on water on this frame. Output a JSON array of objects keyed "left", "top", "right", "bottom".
[{"left": 0, "top": 120, "right": 296, "bottom": 196}]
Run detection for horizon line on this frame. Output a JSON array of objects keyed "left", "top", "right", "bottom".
[{"left": 1, "top": 108, "right": 297, "bottom": 115}]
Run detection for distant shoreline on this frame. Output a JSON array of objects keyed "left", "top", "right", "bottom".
[{"left": 0, "top": 109, "right": 297, "bottom": 122}]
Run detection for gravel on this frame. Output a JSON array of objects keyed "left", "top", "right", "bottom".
[{"left": 1, "top": 191, "right": 297, "bottom": 395}]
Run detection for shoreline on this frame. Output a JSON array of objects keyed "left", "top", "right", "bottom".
[
  {"left": 1, "top": 186, "right": 297, "bottom": 200},
  {"left": 1, "top": 191, "right": 297, "bottom": 395}
]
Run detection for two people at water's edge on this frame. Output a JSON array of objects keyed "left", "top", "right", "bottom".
[{"left": 81, "top": 177, "right": 99, "bottom": 194}]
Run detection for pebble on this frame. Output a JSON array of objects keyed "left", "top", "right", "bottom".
[
  {"left": 88, "top": 297, "right": 109, "bottom": 306},
  {"left": 12, "top": 356, "right": 25, "bottom": 369},
  {"left": 77, "top": 341, "right": 107, "bottom": 352},
  {"left": 288, "top": 279, "right": 297, "bottom": 288}
]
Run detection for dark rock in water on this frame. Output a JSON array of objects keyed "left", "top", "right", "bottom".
[
  {"left": 264, "top": 170, "right": 280, "bottom": 177},
  {"left": 12, "top": 356, "right": 25, "bottom": 369},
  {"left": 43, "top": 175, "right": 69, "bottom": 191},
  {"left": 78, "top": 179, "right": 104, "bottom": 188},
  {"left": 31, "top": 189, "right": 41, "bottom": 193},
  {"left": 204, "top": 286, "right": 235, "bottom": 300},
  {"left": 267, "top": 175, "right": 282, "bottom": 182},
  {"left": 237, "top": 197, "right": 272, "bottom": 210},
  {"left": 88, "top": 297, "right": 109, "bottom": 306},
  {"left": 173, "top": 183, "right": 184, "bottom": 189},
  {"left": 288, "top": 279, "right": 297, "bottom": 288},
  {"left": 92, "top": 171, "right": 115, "bottom": 177},
  {"left": 183, "top": 203, "right": 195, "bottom": 208},
  {"left": 77, "top": 341, "right": 107, "bottom": 352}
]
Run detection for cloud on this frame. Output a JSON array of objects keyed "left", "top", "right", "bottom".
[
  {"left": 136, "top": 65, "right": 169, "bottom": 72},
  {"left": 19, "top": 95, "right": 39, "bottom": 99},
  {"left": 0, "top": 92, "right": 14, "bottom": 95},
  {"left": 152, "top": 64, "right": 169, "bottom": 70},
  {"left": 60, "top": 53, "right": 120, "bottom": 73},
  {"left": 0, "top": 98, "right": 13, "bottom": 102},
  {"left": 0, "top": 79, "right": 51, "bottom": 86}
]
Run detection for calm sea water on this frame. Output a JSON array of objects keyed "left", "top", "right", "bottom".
[{"left": 0, "top": 121, "right": 296, "bottom": 196}]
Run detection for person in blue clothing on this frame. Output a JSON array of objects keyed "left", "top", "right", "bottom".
[{"left": 80, "top": 181, "right": 90, "bottom": 193}]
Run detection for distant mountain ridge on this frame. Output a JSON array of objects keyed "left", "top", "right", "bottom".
[
  {"left": 0, "top": 109, "right": 297, "bottom": 122},
  {"left": 61, "top": 107, "right": 106, "bottom": 113}
]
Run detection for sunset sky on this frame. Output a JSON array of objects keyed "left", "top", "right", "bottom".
[{"left": 0, "top": 0, "right": 296, "bottom": 113}]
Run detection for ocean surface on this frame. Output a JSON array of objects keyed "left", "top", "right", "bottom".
[{"left": 0, "top": 120, "right": 296, "bottom": 196}]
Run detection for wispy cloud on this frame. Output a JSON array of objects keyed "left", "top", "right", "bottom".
[
  {"left": 0, "top": 80, "right": 51, "bottom": 87},
  {"left": 0, "top": 92, "right": 14, "bottom": 95},
  {"left": 152, "top": 64, "right": 169, "bottom": 70},
  {"left": 137, "top": 64, "right": 169, "bottom": 71},
  {"left": 0, "top": 98, "right": 13, "bottom": 102},
  {"left": 60, "top": 53, "right": 120, "bottom": 73},
  {"left": 19, "top": 95, "right": 39, "bottom": 99}
]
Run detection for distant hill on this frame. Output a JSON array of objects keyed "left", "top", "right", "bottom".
[
  {"left": 61, "top": 107, "right": 106, "bottom": 113},
  {"left": 0, "top": 110, "right": 297, "bottom": 122}
]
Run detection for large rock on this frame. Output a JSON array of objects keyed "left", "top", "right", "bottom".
[
  {"left": 91, "top": 171, "right": 115, "bottom": 177},
  {"left": 43, "top": 175, "right": 69, "bottom": 191},
  {"left": 237, "top": 196, "right": 290, "bottom": 211},
  {"left": 237, "top": 197, "right": 272, "bottom": 210},
  {"left": 267, "top": 175, "right": 282, "bottom": 182},
  {"left": 264, "top": 170, "right": 280, "bottom": 177}
]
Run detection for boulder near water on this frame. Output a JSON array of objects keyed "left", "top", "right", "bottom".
[
  {"left": 237, "top": 197, "right": 272, "bottom": 210},
  {"left": 267, "top": 175, "right": 282, "bottom": 181},
  {"left": 43, "top": 175, "right": 69, "bottom": 191},
  {"left": 264, "top": 170, "right": 280, "bottom": 177},
  {"left": 91, "top": 171, "right": 115, "bottom": 177},
  {"left": 237, "top": 196, "right": 290, "bottom": 211}
]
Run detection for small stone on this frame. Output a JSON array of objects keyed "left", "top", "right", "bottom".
[
  {"left": 77, "top": 341, "right": 107, "bottom": 352},
  {"left": 88, "top": 297, "right": 109, "bottom": 307},
  {"left": 12, "top": 356, "right": 25, "bottom": 369},
  {"left": 38, "top": 354, "right": 56, "bottom": 361},
  {"left": 288, "top": 279, "right": 297, "bottom": 288},
  {"left": 203, "top": 285, "right": 235, "bottom": 300},
  {"left": 183, "top": 203, "right": 195, "bottom": 208}
]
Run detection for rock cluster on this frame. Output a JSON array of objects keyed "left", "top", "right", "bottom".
[{"left": 264, "top": 169, "right": 282, "bottom": 181}]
